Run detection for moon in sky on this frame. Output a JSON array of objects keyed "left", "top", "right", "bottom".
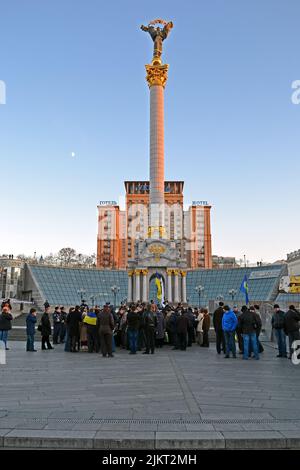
[{"left": 71, "top": 152, "right": 76, "bottom": 158}]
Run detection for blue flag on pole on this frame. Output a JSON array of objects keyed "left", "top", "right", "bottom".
[{"left": 239, "top": 274, "right": 249, "bottom": 305}]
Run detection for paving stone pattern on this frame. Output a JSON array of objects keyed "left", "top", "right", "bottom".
[{"left": 1, "top": 341, "right": 300, "bottom": 449}]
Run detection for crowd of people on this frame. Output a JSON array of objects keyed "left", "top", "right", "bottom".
[{"left": 0, "top": 298, "right": 300, "bottom": 360}]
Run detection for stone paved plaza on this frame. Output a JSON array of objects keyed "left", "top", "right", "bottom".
[{"left": 1, "top": 341, "right": 300, "bottom": 449}]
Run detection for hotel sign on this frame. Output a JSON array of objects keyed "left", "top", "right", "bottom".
[
  {"left": 192, "top": 201, "right": 209, "bottom": 206},
  {"left": 99, "top": 201, "right": 118, "bottom": 206}
]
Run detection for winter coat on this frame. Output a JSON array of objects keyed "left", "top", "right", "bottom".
[
  {"left": 156, "top": 311, "right": 165, "bottom": 339},
  {"left": 0, "top": 312, "right": 13, "bottom": 331},
  {"left": 40, "top": 312, "right": 52, "bottom": 336},
  {"left": 127, "top": 311, "right": 140, "bottom": 331},
  {"left": 196, "top": 313, "right": 204, "bottom": 333},
  {"left": 176, "top": 314, "right": 189, "bottom": 334},
  {"left": 272, "top": 310, "right": 286, "bottom": 330},
  {"left": 222, "top": 310, "right": 238, "bottom": 332},
  {"left": 143, "top": 310, "right": 158, "bottom": 330},
  {"left": 239, "top": 310, "right": 262, "bottom": 335},
  {"left": 98, "top": 311, "right": 114, "bottom": 333},
  {"left": 284, "top": 309, "right": 300, "bottom": 334},
  {"left": 202, "top": 313, "right": 211, "bottom": 332},
  {"left": 186, "top": 311, "right": 195, "bottom": 328},
  {"left": 66, "top": 309, "right": 82, "bottom": 336},
  {"left": 26, "top": 313, "right": 37, "bottom": 335},
  {"left": 53, "top": 311, "right": 61, "bottom": 324},
  {"left": 168, "top": 311, "right": 179, "bottom": 333},
  {"left": 213, "top": 307, "right": 224, "bottom": 331}
]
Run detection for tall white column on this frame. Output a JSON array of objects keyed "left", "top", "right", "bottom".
[
  {"left": 167, "top": 270, "right": 172, "bottom": 303},
  {"left": 181, "top": 271, "right": 187, "bottom": 304},
  {"left": 135, "top": 270, "right": 141, "bottom": 302},
  {"left": 174, "top": 270, "right": 179, "bottom": 303},
  {"left": 127, "top": 271, "right": 133, "bottom": 303},
  {"left": 142, "top": 269, "right": 148, "bottom": 302}
]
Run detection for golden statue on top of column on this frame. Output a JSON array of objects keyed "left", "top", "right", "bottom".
[{"left": 141, "top": 19, "right": 173, "bottom": 64}]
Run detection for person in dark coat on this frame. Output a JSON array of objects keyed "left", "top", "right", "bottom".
[
  {"left": 213, "top": 302, "right": 225, "bottom": 354},
  {"left": 59, "top": 306, "right": 67, "bottom": 343},
  {"left": 126, "top": 304, "right": 140, "bottom": 354},
  {"left": 169, "top": 309, "right": 180, "bottom": 349},
  {"left": 0, "top": 305, "right": 13, "bottom": 350},
  {"left": 176, "top": 310, "right": 189, "bottom": 351},
  {"left": 186, "top": 307, "right": 196, "bottom": 347},
  {"left": 84, "top": 308, "right": 99, "bottom": 353},
  {"left": 284, "top": 305, "right": 300, "bottom": 359},
  {"left": 202, "top": 308, "right": 211, "bottom": 347},
  {"left": 52, "top": 306, "right": 61, "bottom": 344},
  {"left": 40, "top": 307, "right": 53, "bottom": 350},
  {"left": 64, "top": 308, "right": 73, "bottom": 352},
  {"left": 98, "top": 304, "right": 115, "bottom": 357},
  {"left": 156, "top": 309, "right": 166, "bottom": 348},
  {"left": 253, "top": 305, "right": 264, "bottom": 353},
  {"left": 239, "top": 305, "right": 261, "bottom": 360},
  {"left": 272, "top": 304, "right": 287, "bottom": 357},
  {"left": 233, "top": 306, "right": 243, "bottom": 353},
  {"left": 26, "top": 307, "right": 37, "bottom": 351},
  {"left": 66, "top": 306, "right": 82, "bottom": 352},
  {"left": 143, "top": 304, "right": 158, "bottom": 354}
]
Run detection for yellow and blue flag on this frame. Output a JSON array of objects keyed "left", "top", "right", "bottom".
[
  {"left": 155, "top": 274, "right": 162, "bottom": 301},
  {"left": 239, "top": 274, "right": 249, "bottom": 305}
]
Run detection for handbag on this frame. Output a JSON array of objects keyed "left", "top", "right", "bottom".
[{"left": 37, "top": 323, "right": 42, "bottom": 332}]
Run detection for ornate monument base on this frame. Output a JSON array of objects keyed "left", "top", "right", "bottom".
[{"left": 127, "top": 239, "right": 187, "bottom": 304}]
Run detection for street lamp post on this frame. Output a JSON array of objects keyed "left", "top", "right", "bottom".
[
  {"left": 195, "top": 285, "right": 205, "bottom": 308},
  {"left": 111, "top": 285, "right": 120, "bottom": 308},
  {"left": 77, "top": 289, "right": 86, "bottom": 304},
  {"left": 228, "top": 289, "right": 237, "bottom": 303}
]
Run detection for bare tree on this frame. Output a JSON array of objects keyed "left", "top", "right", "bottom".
[{"left": 57, "top": 247, "right": 76, "bottom": 266}]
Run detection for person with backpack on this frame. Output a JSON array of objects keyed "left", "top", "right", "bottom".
[{"left": 272, "top": 304, "right": 287, "bottom": 358}]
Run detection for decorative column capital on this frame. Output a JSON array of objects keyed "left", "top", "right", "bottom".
[
  {"left": 141, "top": 269, "right": 149, "bottom": 275},
  {"left": 173, "top": 269, "right": 180, "bottom": 276},
  {"left": 166, "top": 269, "right": 173, "bottom": 276},
  {"left": 135, "top": 269, "right": 142, "bottom": 275},
  {"left": 181, "top": 270, "right": 187, "bottom": 277},
  {"left": 128, "top": 270, "right": 134, "bottom": 277},
  {"left": 145, "top": 63, "right": 169, "bottom": 88}
]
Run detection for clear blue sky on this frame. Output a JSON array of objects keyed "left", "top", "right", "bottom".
[{"left": 0, "top": 0, "right": 299, "bottom": 262}]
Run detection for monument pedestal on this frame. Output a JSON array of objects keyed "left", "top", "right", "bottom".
[{"left": 127, "top": 239, "right": 187, "bottom": 304}]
